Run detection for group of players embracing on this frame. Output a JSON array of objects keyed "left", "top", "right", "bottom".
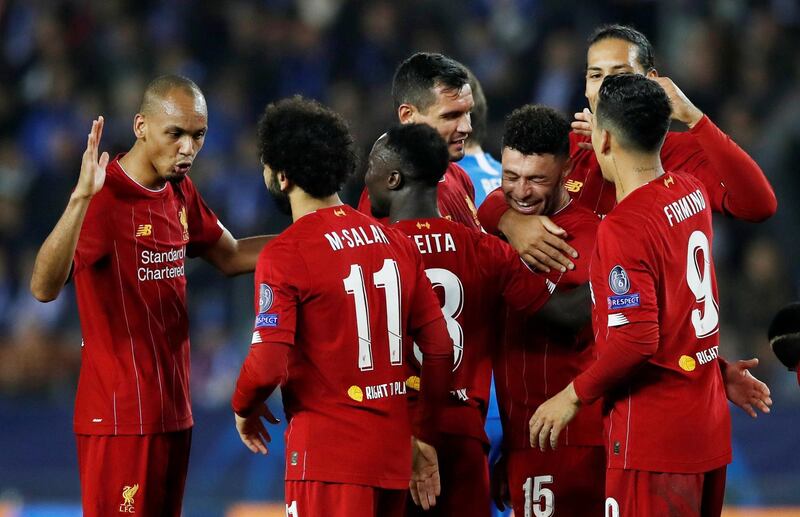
[{"left": 32, "top": 23, "right": 777, "bottom": 517}]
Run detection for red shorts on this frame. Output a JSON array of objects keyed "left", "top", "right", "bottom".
[
  {"left": 406, "top": 433, "right": 489, "bottom": 517},
  {"left": 285, "top": 480, "right": 407, "bottom": 517},
  {"left": 76, "top": 429, "right": 191, "bottom": 517},
  {"left": 507, "top": 445, "right": 605, "bottom": 517},
  {"left": 605, "top": 466, "right": 727, "bottom": 517}
]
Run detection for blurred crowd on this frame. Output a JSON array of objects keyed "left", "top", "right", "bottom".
[{"left": 1, "top": 0, "right": 799, "bottom": 407}]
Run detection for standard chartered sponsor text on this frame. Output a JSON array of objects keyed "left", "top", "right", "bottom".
[{"left": 138, "top": 247, "right": 186, "bottom": 281}]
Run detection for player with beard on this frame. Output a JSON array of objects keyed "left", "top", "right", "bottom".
[
  {"left": 232, "top": 97, "right": 454, "bottom": 517},
  {"left": 358, "top": 52, "right": 482, "bottom": 231},
  {"left": 30, "top": 75, "right": 270, "bottom": 516}
]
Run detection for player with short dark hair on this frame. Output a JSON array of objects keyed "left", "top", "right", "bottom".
[
  {"left": 29, "top": 74, "right": 270, "bottom": 516},
  {"left": 232, "top": 98, "right": 454, "bottom": 517},
  {"left": 366, "top": 122, "right": 588, "bottom": 517},
  {"left": 587, "top": 24, "right": 655, "bottom": 73},
  {"left": 530, "top": 73, "right": 749, "bottom": 516},
  {"left": 359, "top": 52, "right": 482, "bottom": 230},
  {"left": 486, "top": 104, "right": 605, "bottom": 516}
]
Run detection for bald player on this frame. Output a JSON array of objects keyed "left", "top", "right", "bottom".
[{"left": 30, "top": 75, "right": 269, "bottom": 516}]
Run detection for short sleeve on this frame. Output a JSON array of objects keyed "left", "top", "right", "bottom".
[
  {"left": 180, "top": 179, "right": 224, "bottom": 257},
  {"left": 597, "top": 219, "right": 659, "bottom": 328},
  {"left": 74, "top": 193, "right": 111, "bottom": 273},
  {"left": 250, "top": 242, "right": 300, "bottom": 346}
]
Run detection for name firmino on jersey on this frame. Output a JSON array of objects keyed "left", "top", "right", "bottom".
[
  {"left": 324, "top": 225, "right": 389, "bottom": 251},
  {"left": 663, "top": 189, "right": 706, "bottom": 227}
]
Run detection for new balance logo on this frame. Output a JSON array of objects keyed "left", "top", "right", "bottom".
[
  {"left": 135, "top": 224, "right": 152, "bottom": 237},
  {"left": 565, "top": 179, "right": 584, "bottom": 193}
]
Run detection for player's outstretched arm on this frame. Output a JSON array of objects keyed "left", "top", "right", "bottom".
[
  {"left": 719, "top": 357, "right": 772, "bottom": 418},
  {"left": 203, "top": 232, "right": 274, "bottom": 276},
  {"left": 656, "top": 76, "right": 776, "bottom": 222},
  {"left": 409, "top": 437, "right": 441, "bottom": 510},
  {"left": 30, "top": 117, "right": 109, "bottom": 302}
]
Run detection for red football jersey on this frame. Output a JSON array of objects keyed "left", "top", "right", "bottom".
[
  {"left": 494, "top": 200, "right": 604, "bottom": 450},
  {"left": 359, "top": 162, "right": 482, "bottom": 230},
  {"left": 578, "top": 173, "right": 731, "bottom": 473},
  {"left": 250, "top": 205, "right": 449, "bottom": 489},
  {"left": 392, "top": 217, "right": 553, "bottom": 443},
  {"left": 73, "top": 155, "right": 223, "bottom": 435}
]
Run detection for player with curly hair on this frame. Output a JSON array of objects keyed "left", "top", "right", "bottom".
[{"left": 232, "top": 97, "right": 454, "bottom": 517}]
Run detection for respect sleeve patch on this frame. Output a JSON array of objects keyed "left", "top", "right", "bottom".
[{"left": 607, "top": 293, "right": 641, "bottom": 310}]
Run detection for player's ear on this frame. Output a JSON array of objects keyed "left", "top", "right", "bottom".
[
  {"left": 647, "top": 68, "right": 658, "bottom": 78},
  {"left": 600, "top": 129, "right": 612, "bottom": 155},
  {"left": 397, "top": 104, "right": 416, "bottom": 124},
  {"left": 133, "top": 114, "right": 146, "bottom": 140},
  {"left": 276, "top": 171, "right": 291, "bottom": 192},
  {"left": 387, "top": 170, "right": 403, "bottom": 190}
]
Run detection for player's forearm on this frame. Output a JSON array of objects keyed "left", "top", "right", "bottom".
[
  {"left": 477, "top": 188, "right": 508, "bottom": 236},
  {"left": 690, "top": 115, "right": 777, "bottom": 222},
  {"left": 414, "top": 318, "right": 454, "bottom": 445},
  {"left": 573, "top": 321, "right": 658, "bottom": 404},
  {"left": 205, "top": 234, "right": 273, "bottom": 277},
  {"left": 231, "top": 342, "right": 289, "bottom": 416},
  {"left": 30, "top": 195, "right": 92, "bottom": 302}
]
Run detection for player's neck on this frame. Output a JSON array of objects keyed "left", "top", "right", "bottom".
[
  {"left": 119, "top": 144, "right": 166, "bottom": 190},
  {"left": 389, "top": 188, "right": 440, "bottom": 223},
  {"left": 290, "top": 192, "right": 344, "bottom": 222},
  {"left": 609, "top": 152, "right": 664, "bottom": 202}
]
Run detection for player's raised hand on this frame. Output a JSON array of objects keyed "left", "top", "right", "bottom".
[
  {"left": 234, "top": 403, "right": 280, "bottom": 455},
  {"left": 721, "top": 358, "right": 773, "bottom": 418},
  {"left": 651, "top": 77, "right": 704, "bottom": 128},
  {"left": 571, "top": 108, "right": 594, "bottom": 150},
  {"left": 73, "top": 116, "right": 109, "bottom": 200},
  {"left": 529, "top": 383, "right": 581, "bottom": 451},
  {"left": 409, "top": 437, "right": 441, "bottom": 510},
  {"left": 498, "top": 212, "right": 577, "bottom": 273}
]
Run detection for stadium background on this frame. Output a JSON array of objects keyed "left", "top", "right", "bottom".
[{"left": 0, "top": 0, "right": 798, "bottom": 515}]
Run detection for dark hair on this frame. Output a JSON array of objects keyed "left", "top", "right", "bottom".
[
  {"left": 392, "top": 52, "right": 469, "bottom": 112},
  {"left": 140, "top": 74, "right": 204, "bottom": 114},
  {"left": 384, "top": 123, "right": 449, "bottom": 187},
  {"left": 467, "top": 70, "right": 488, "bottom": 146},
  {"left": 257, "top": 96, "right": 357, "bottom": 198},
  {"left": 588, "top": 24, "right": 655, "bottom": 72},
  {"left": 595, "top": 74, "right": 671, "bottom": 152},
  {"left": 503, "top": 104, "right": 570, "bottom": 157}
]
